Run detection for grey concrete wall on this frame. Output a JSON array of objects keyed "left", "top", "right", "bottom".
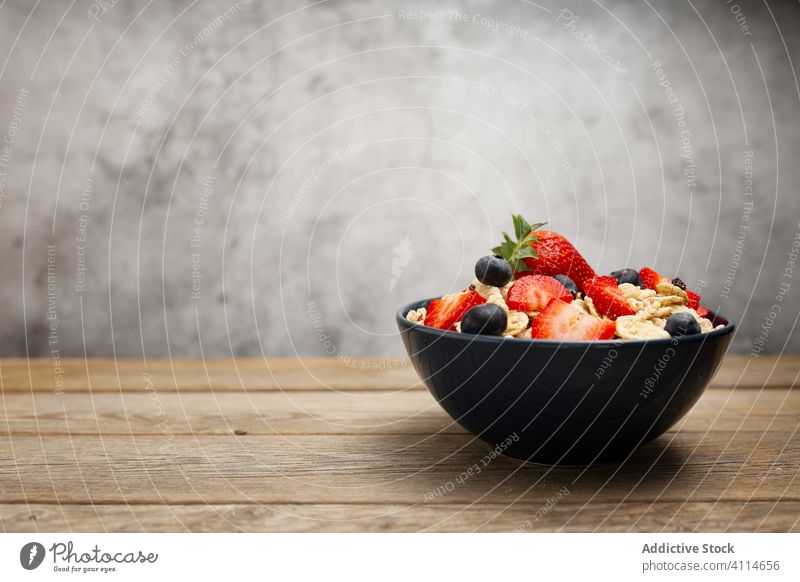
[{"left": 0, "top": 0, "right": 798, "bottom": 358}]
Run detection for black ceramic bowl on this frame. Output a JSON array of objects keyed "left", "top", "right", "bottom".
[{"left": 397, "top": 298, "right": 735, "bottom": 465}]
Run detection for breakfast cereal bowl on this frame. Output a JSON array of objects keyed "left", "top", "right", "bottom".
[{"left": 397, "top": 298, "right": 735, "bottom": 465}]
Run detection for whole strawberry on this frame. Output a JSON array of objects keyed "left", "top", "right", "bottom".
[
  {"left": 523, "top": 230, "right": 597, "bottom": 290},
  {"left": 493, "top": 215, "right": 597, "bottom": 291}
]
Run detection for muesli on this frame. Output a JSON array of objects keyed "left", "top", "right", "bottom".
[{"left": 407, "top": 215, "right": 723, "bottom": 341}]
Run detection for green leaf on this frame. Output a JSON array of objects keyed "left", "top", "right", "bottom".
[
  {"left": 513, "top": 260, "right": 534, "bottom": 273},
  {"left": 517, "top": 246, "right": 536, "bottom": 259},
  {"left": 527, "top": 222, "right": 548, "bottom": 233},
  {"left": 512, "top": 214, "right": 530, "bottom": 240},
  {"left": 492, "top": 215, "right": 547, "bottom": 276}
]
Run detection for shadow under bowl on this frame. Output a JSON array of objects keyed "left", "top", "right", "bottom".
[{"left": 397, "top": 298, "right": 735, "bottom": 466}]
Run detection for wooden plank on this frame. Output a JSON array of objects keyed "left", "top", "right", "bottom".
[
  {"left": 1, "top": 388, "right": 798, "bottom": 436},
  {"left": 0, "top": 356, "right": 796, "bottom": 393},
  {"left": 0, "top": 358, "right": 423, "bottom": 393},
  {"left": 1, "top": 432, "right": 798, "bottom": 505},
  {"left": 711, "top": 355, "right": 800, "bottom": 389},
  {"left": 0, "top": 390, "right": 458, "bottom": 436},
  {"left": 673, "top": 388, "right": 800, "bottom": 432},
  {"left": 1, "top": 501, "right": 797, "bottom": 533}
]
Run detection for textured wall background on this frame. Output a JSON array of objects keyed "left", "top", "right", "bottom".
[{"left": 0, "top": 0, "right": 798, "bottom": 358}]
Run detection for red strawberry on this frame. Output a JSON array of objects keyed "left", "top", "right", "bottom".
[
  {"left": 641, "top": 268, "right": 709, "bottom": 315},
  {"left": 583, "top": 276, "right": 637, "bottom": 320},
  {"left": 424, "top": 290, "right": 485, "bottom": 330},
  {"left": 639, "top": 267, "right": 669, "bottom": 290},
  {"left": 685, "top": 289, "right": 701, "bottom": 310},
  {"left": 521, "top": 230, "right": 597, "bottom": 290},
  {"left": 530, "top": 298, "right": 616, "bottom": 340},
  {"left": 688, "top": 292, "right": 711, "bottom": 318},
  {"left": 507, "top": 275, "right": 573, "bottom": 313}
]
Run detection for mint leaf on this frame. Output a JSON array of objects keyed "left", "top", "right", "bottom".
[
  {"left": 493, "top": 215, "right": 547, "bottom": 275},
  {"left": 513, "top": 215, "right": 531, "bottom": 240}
]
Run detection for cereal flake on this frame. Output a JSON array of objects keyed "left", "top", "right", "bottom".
[
  {"left": 615, "top": 316, "right": 671, "bottom": 340},
  {"left": 619, "top": 283, "right": 656, "bottom": 301},
  {"left": 656, "top": 282, "right": 688, "bottom": 302},
  {"left": 406, "top": 307, "right": 426, "bottom": 324},
  {"left": 503, "top": 310, "right": 529, "bottom": 337},
  {"left": 470, "top": 279, "right": 509, "bottom": 312}
]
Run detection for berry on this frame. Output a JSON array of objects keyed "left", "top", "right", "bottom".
[
  {"left": 424, "top": 290, "right": 485, "bottom": 330},
  {"left": 460, "top": 304, "right": 508, "bottom": 336},
  {"left": 664, "top": 312, "right": 701, "bottom": 336},
  {"left": 507, "top": 275, "right": 573, "bottom": 313},
  {"left": 611, "top": 268, "right": 642, "bottom": 287},
  {"left": 474, "top": 255, "right": 513, "bottom": 287},
  {"left": 639, "top": 267, "right": 670, "bottom": 290},
  {"left": 530, "top": 298, "right": 616, "bottom": 340},
  {"left": 553, "top": 274, "right": 578, "bottom": 298},
  {"left": 583, "top": 276, "right": 637, "bottom": 320},
  {"left": 641, "top": 268, "right": 709, "bottom": 316},
  {"left": 685, "top": 288, "right": 701, "bottom": 309},
  {"left": 671, "top": 277, "right": 687, "bottom": 290},
  {"left": 672, "top": 279, "right": 709, "bottom": 317},
  {"left": 521, "top": 230, "right": 597, "bottom": 290}
]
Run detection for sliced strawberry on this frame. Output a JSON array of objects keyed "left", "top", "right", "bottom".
[
  {"left": 639, "top": 267, "right": 669, "bottom": 291},
  {"left": 685, "top": 289, "right": 701, "bottom": 310},
  {"left": 530, "top": 298, "right": 616, "bottom": 340},
  {"left": 641, "top": 268, "right": 708, "bottom": 315},
  {"left": 687, "top": 291, "right": 711, "bottom": 318},
  {"left": 521, "top": 230, "right": 597, "bottom": 291},
  {"left": 424, "top": 290, "right": 485, "bottom": 330},
  {"left": 583, "top": 276, "right": 637, "bottom": 320},
  {"left": 507, "top": 275, "right": 573, "bottom": 313}
]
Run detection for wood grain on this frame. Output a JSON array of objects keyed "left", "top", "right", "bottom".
[
  {"left": 1, "top": 432, "right": 798, "bottom": 505},
  {"left": 2, "top": 502, "right": 796, "bottom": 533},
  {"left": 0, "top": 358, "right": 423, "bottom": 393},
  {"left": 0, "top": 355, "right": 796, "bottom": 393},
  {"left": 0, "top": 356, "right": 797, "bottom": 532},
  {"left": 1, "top": 388, "right": 798, "bottom": 436}
]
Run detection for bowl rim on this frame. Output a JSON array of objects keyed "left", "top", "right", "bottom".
[{"left": 396, "top": 297, "right": 736, "bottom": 348}]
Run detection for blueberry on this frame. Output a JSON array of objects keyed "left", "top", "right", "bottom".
[
  {"left": 611, "top": 268, "right": 642, "bottom": 287},
  {"left": 664, "top": 312, "right": 701, "bottom": 337},
  {"left": 475, "top": 255, "right": 513, "bottom": 287},
  {"left": 460, "top": 304, "right": 507, "bottom": 336},
  {"left": 553, "top": 274, "right": 577, "bottom": 298}
]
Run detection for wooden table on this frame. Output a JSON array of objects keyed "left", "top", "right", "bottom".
[{"left": 1, "top": 356, "right": 798, "bottom": 532}]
